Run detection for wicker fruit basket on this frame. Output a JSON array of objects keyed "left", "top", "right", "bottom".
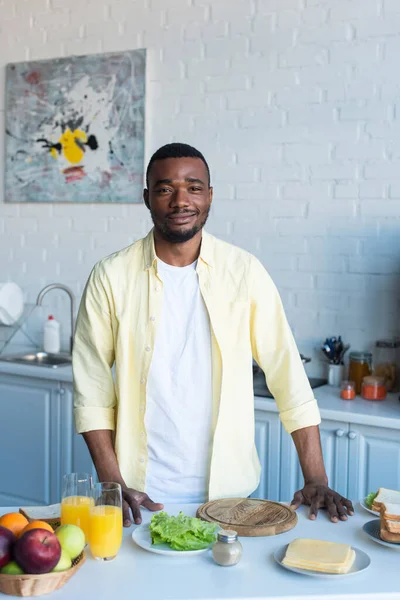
[{"left": 0, "top": 552, "right": 85, "bottom": 597}]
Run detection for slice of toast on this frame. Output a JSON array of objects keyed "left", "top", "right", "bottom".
[
  {"left": 380, "top": 518, "right": 400, "bottom": 544},
  {"left": 19, "top": 504, "right": 61, "bottom": 527},
  {"left": 382, "top": 502, "right": 400, "bottom": 522},
  {"left": 372, "top": 488, "right": 400, "bottom": 512},
  {"left": 385, "top": 519, "right": 400, "bottom": 534}
]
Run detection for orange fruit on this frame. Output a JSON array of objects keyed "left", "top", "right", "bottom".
[
  {"left": 19, "top": 520, "right": 54, "bottom": 538},
  {"left": 0, "top": 513, "right": 29, "bottom": 537}
]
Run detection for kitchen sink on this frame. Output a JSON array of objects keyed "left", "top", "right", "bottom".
[{"left": 0, "top": 352, "right": 72, "bottom": 368}]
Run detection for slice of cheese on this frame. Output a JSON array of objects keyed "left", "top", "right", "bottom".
[{"left": 282, "top": 538, "right": 355, "bottom": 574}]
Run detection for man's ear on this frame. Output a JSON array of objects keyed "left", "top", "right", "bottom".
[
  {"left": 143, "top": 188, "right": 150, "bottom": 209},
  {"left": 208, "top": 186, "right": 213, "bottom": 207}
]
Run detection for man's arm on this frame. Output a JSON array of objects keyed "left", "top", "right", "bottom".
[
  {"left": 83, "top": 430, "right": 163, "bottom": 526},
  {"left": 73, "top": 265, "right": 162, "bottom": 525},
  {"left": 249, "top": 257, "right": 353, "bottom": 521},
  {"left": 291, "top": 426, "right": 353, "bottom": 521}
]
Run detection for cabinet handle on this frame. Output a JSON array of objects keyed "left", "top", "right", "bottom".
[
  {"left": 335, "top": 429, "right": 345, "bottom": 437},
  {"left": 348, "top": 431, "right": 357, "bottom": 439},
  {"left": 59, "top": 388, "right": 65, "bottom": 396}
]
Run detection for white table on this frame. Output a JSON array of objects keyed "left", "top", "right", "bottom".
[{"left": 1, "top": 504, "right": 399, "bottom": 600}]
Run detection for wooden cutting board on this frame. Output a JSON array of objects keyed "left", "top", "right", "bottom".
[{"left": 197, "top": 498, "right": 297, "bottom": 537}]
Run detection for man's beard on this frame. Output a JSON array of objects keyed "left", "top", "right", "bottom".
[{"left": 150, "top": 207, "right": 210, "bottom": 244}]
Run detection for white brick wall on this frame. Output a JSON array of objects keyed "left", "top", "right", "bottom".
[{"left": 1, "top": 0, "right": 400, "bottom": 374}]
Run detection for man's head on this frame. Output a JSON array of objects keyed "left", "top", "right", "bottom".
[{"left": 144, "top": 143, "right": 213, "bottom": 244}]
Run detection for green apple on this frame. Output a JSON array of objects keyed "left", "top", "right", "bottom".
[
  {"left": 55, "top": 525, "right": 85, "bottom": 560},
  {"left": 1, "top": 560, "right": 24, "bottom": 574},
  {"left": 52, "top": 549, "right": 72, "bottom": 572}
]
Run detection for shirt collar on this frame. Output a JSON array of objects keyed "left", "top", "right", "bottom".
[{"left": 143, "top": 229, "right": 213, "bottom": 271}]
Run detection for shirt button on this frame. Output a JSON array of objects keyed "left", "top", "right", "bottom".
[
  {"left": 150, "top": 316, "right": 156, "bottom": 322},
  {"left": 141, "top": 378, "right": 145, "bottom": 384},
  {"left": 139, "top": 457, "right": 145, "bottom": 463},
  {"left": 145, "top": 346, "right": 151, "bottom": 352},
  {"left": 141, "top": 431, "right": 145, "bottom": 437},
  {"left": 155, "top": 286, "right": 161, "bottom": 292},
  {"left": 140, "top": 405, "right": 145, "bottom": 412}
]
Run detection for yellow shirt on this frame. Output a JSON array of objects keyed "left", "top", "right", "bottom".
[{"left": 73, "top": 230, "right": 321, "bottom": 500}]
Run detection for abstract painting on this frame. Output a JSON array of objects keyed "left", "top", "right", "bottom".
[{"left": 5, "top": 49, "right": 146, "bottom": 203}]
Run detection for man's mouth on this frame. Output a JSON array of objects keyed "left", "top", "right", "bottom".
[{"left": 167, "top": 213, "right": 196, "bottom": 224}]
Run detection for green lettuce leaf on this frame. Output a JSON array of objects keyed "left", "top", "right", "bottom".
[
  {"left": 365, "top": 491, "right": 378, "bottom": 508},
  {"left": 149, "top": 512, "right": 218, "bottom": 551}
]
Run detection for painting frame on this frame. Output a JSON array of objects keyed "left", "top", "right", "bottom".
[{"left": 5, "top": 48, "right": 146, "bottom": 204}]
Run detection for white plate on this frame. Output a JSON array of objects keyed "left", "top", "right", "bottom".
[
  {"left": 359, "top": 498, "right": 379, "bottom": 516},
  {"left": 363, "top": 519, "right": 400, "bottom": 550},
  {"left": 0, "top": 282, "right": 24, "bottom": 325},
  {"left": 131, "top": 524, "right": 213, "bottom": 556},
  {"left": 274, "top": 544, "right": 371, "bottom": 578}
]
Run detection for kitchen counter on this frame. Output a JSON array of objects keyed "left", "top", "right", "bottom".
[
  {"left": 1, "top": 355, "right": 399, "bottom": 430},
  {"left": 0, "top": 357, "right": 73, "bottom": 382},
  {"left": 0, "top": 504, "right": 399, "bottom": 600},
  {"left": 255, "top": 386, "right": 400, "bottom": 430}
]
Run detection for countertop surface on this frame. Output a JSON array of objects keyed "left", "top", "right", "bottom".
[
  {"left": 0, "top": 356, "right": 73, "bottom": 382},
  {"left": 1, "top": 504, "right": 399, "bottom": 600},
  {"left": 255, "top": 386, "right": 400, "bottom": 430},
  {"left": 1, "top": 356, "right": 400, "bottom": 429}
]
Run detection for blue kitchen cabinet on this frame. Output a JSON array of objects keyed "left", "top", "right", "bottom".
[
  {"left": 251, "top": 410, "right": 281, "bottom": 501},
  {"left": 279, "top": 419, "right": 349, "bottom": 502},
  {"left": 347, "top": 422, "right": 400, "bottom": 501},
  {"left": 0, "top": 375, "right": 96, "bottom": 508},
  {"left": 0, "top": 374, "right": 61, "bottom": 506},
  {"left": 62, "top": 383, "right": 97, "bottom": 482}
]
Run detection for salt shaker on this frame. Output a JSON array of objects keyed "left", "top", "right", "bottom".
[{"left": 212, "top": 530, "right": 242, "bottom": 566}]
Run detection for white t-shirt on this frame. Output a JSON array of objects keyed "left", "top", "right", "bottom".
[{"left": 145, "top": 258, "right": 213, "bottom": 504}]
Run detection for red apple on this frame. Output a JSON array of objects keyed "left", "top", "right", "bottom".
[
  {"left": 15, "top": 529, "right": 61, "bottom": 574},
  {"left": 0, "top": 526, "right": 16, "bottom": 568}
]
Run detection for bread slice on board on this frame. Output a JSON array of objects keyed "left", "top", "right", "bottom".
[
  {"left": 19, "top": 504, "right": 61, "bottom": 526},
  {"left": 372, "top": 488, "right": 400, "bottom": 512}
]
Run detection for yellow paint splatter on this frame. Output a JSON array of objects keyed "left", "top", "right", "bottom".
[{"left": 59, "top": 128, "right": 87, "bottom": 164}]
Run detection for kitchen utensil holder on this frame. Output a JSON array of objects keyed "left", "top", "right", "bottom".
[{"left": 327, "top": 364, "right": 344, "bottom": 387}]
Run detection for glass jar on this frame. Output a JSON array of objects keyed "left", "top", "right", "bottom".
[
  {"left": 212, "top": 530, "right": 242, "bottom": 567},
  {"left": 348, "top": 352, "right": 372, "bottom": 394},
  {"left": 361, "top": 376, "right": 387, "bottom": 401},
  {"left": 374, "top": 339, "right": 400, "bottom": 392},
  {"left": 340, "top": 381, "right": 356, "bottom": 400}
]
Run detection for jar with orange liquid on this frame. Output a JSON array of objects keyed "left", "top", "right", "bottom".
[{"left": 348, "top": 352, "right": 372, "bottom": 395}]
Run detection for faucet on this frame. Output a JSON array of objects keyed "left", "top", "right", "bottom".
[{"left": 36, "top": 284, "right": 75, "bottom": 354}]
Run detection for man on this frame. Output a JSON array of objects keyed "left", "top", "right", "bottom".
[{"left": 73, "top": 143, "right": 354, "bottom": 527}]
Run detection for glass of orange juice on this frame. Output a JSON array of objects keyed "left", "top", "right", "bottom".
[
  {"left": 89, "top": 482, "right": 123, "bottom": 562},
  {"left": 61, "top": 472, "right": 93, "bottom": 543}
]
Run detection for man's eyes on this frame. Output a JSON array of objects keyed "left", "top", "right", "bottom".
[{"left": 155, "top": 186, "right": 203, "bottom": 193}]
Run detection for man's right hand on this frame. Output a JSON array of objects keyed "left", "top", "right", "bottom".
[{"left": 122, "top": 488, "right": 164, "bottom": 526}]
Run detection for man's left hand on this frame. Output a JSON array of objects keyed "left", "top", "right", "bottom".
[{"left": 291, "top": 483, "right": 354, "bottom": 522}]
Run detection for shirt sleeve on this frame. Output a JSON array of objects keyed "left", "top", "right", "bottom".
[
  {"left": 249, "top": 257, "right": 321, "bottom": 434},
  {"left": 73, "top": 263, "right": 116, "bottom": 434}
]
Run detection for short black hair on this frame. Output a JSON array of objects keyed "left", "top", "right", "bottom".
[{"left": 146, "top": 143, "right": 211, "bottom": 188}]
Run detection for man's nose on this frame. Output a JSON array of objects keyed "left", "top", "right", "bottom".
[{"left": 170, "top": 188, "right": 190, "bottom": 208}]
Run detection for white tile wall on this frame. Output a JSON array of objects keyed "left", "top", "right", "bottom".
[{"left": 1, "top": 0, "right": 400, "bottom": 373}]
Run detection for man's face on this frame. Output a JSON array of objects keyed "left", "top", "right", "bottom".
[{"left": 144, "top": 157, "right": 213, "bottom": 243}]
